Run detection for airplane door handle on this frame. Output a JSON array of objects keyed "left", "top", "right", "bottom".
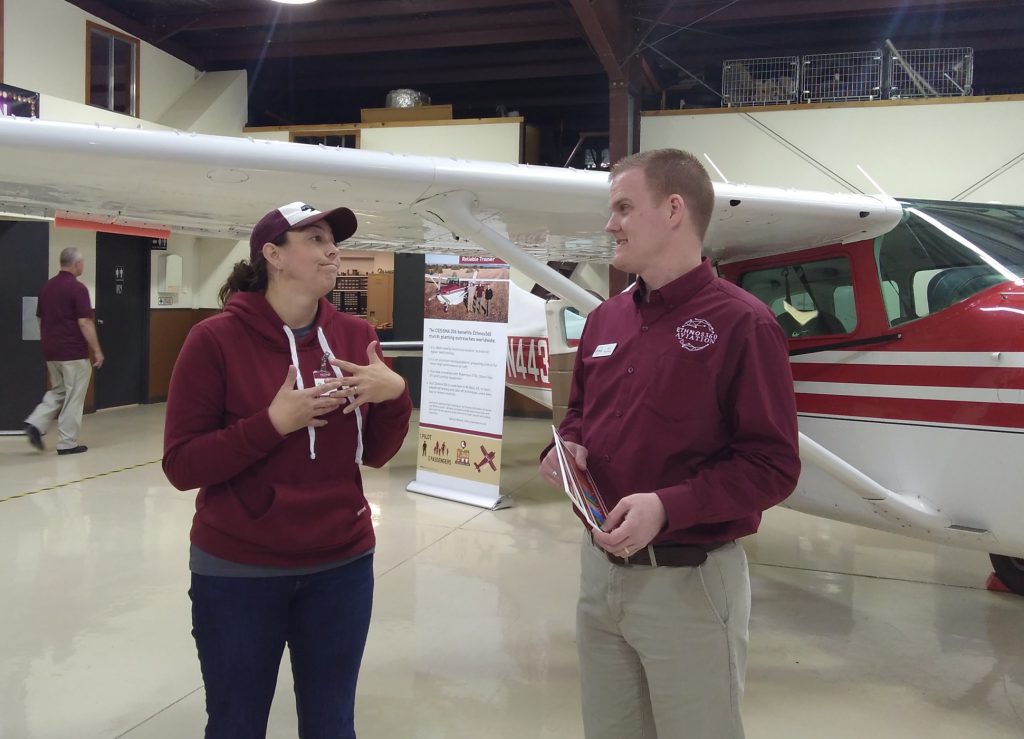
[{"left": 96, "top": 319, "right": 104, "bottom": 325}]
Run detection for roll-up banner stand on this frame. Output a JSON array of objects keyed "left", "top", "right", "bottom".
[{"left": 408, "top": 255, "right": 512, "bottom": 509}]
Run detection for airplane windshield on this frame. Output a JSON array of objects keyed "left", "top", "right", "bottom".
[
  {"left": 876, "top": 200, "right": 1024, "bottom": 325},
  {"left": 906, "top": 200, "right": 1024, "bottom": 276}
]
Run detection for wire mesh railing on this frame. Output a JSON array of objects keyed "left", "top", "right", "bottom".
[
  {"left": 721, "top": 57, "right": 800, "bottom": 106},
  {"left": 722, "top": 46, "right": 974, "bottom": 107}
]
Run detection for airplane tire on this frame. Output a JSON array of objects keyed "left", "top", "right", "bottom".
[{"left": 989, "top": 554, "right": 1024, "bottom": 596}]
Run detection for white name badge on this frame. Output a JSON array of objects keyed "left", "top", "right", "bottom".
[{"left": 593, "top": 343, "right": 617, "bottom": 358}]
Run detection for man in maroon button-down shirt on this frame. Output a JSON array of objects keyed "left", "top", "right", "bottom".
[
  {"left": 541, "top": 149, "right": 800, "bottom": 739},
  {"left": 25, "top": 247, "right": 104, "bottom": 454}
]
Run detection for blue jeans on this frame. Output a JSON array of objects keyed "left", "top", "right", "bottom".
[{"left": 189, "top": 554, "right": 374, "bottom": 739}]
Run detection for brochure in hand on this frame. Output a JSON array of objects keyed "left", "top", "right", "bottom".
[{"left": 551, "top": 426, "right": 609, "bottom": 530}]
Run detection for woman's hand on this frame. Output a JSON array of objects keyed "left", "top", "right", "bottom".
[
  {"left": 268, "top": 365, "right": 345, "bottom": 436},
  {"left": 331, "top": 341, "right": 406, "bottom": 414}
]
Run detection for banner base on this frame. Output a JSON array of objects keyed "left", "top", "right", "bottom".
[{"left": 407, "top": 480, "right": 512, "bottom": 510}]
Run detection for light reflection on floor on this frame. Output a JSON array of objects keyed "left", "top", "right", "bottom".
[{"left": 1, "top": 405, "right": 1022, "bottom": 738}]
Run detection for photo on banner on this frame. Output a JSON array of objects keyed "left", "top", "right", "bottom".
[{"left": 408, "top": 254, "right": 512, "bottom": 509}]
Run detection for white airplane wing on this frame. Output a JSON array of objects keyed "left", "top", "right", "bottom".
[{"left": 0, "top": 117, "right": 903, "bottom": 266}]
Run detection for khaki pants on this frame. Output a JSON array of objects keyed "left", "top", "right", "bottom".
[
  {"left": 26, "top": 359, "right": 92, "bottom": 451},
  {"left": 577, "top": 536, "right": 750, "bottom": 739}
]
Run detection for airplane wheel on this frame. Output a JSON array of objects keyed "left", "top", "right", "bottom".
[
  {"left": 989, "top": 554, "right": 1024, "bottom": 596},
  {"left": 443, "top": 304, "right": 448, "bottom": 312}
]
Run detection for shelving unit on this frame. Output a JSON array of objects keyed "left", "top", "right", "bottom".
[
  {"left": 331, "top": 275, "right": 368, "bottom": 317},
  {"left": 331, "top": 273, "right": 394, "bottom": 328}
]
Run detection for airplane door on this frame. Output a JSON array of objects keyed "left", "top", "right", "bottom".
[
  {"left": 94, "top": 233, "right": 150, "bottom": 409},
  {"left": 0, "top": 221, "right": 49, "bottom": 432}
]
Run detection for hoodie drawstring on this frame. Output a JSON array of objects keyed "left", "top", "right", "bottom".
[
  {"left": 283, "top": 325, "right": 319, "bottom": 460},
  {"left": 281, "top": 325, "right": 366, "bottom": 463},
  {"left": 317, "top": 327, "right": 365, "bottom": 465}
]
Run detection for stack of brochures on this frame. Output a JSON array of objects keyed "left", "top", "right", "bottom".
[{"left": 551, "top": 426, "right": 609, "bottom": 530}]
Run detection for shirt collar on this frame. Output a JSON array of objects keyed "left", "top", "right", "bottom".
[{"left": 632, "top": 258, "right": 714, "bottom": 307}]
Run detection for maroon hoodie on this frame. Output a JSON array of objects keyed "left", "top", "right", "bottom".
[{"left": 163, "top": 292, "right": 412, "bottom": 567}]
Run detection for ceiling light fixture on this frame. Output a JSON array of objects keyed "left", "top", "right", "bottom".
[{"left": 271, "top": 0, "right": 317, "bottom": 4}]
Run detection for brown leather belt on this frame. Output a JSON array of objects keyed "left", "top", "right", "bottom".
[{"left": 603, "top": 540, "right": 730, "bottom": 568}]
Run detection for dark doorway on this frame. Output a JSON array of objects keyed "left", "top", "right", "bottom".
[
  {"left": 0, "top": 221, "right": 49, "bottom": 432},
  {"left": 393, "top": 253, "right": 425, "bottom": 408},
  {"left": 95, "top": 233, "right": 150, "bottom": 409}
]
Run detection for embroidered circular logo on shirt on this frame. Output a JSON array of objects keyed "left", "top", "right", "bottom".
[{"left": 676, "top": 318, "right": 718, "bottom": 351}]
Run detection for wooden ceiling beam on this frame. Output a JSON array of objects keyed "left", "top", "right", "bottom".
[
  {"left": 190, "top": 6, "right": 569, "bottom": 47},
  {"left": 153, "top": 0, "right": 550, "bottom": 34},
  {"left": 643, "top": 0, "right": 1022, "bottom": 26},
  {"left": 569, "top": 0, "right": 631, "bottom": 83},
  {"left": 650, "top": 16, "right": 1024, "bottom": 63},
  {"left": 257, "top": 59, "right": 602, "bottom": 90},
  {"left": 206, "top": 22, "right": 580, "bottom": 62},
  {"left": 264, "top": 43, "right": 595, "bottom": 80}
]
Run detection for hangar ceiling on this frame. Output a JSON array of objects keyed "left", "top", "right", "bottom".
[{"left": 65, "top": 0, "right": 1024, "bottom": 162}]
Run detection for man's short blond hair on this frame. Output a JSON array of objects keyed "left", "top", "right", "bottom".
[{"left": 610, "top": 149, "right": 715, "bottom": 241}]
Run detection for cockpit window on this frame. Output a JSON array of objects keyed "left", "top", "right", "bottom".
[
  {"left": 562, "top": 307, "right": 585, "bottom": 343},
  {"left": 739, "top": 256, "right": 855, "bottom": 338},
  {"left": 876, "top": 200, "right": 1024, "bottom": 326}
]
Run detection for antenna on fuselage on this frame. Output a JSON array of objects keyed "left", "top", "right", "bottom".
[
  {"left": 856, "top": 164, "right": 890, "bottom": 198},
  {"left": 704, "top": 153, "right": 730, "bottom": 184}
]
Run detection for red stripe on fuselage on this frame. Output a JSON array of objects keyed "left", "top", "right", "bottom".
[
  {"left": 796, "top": 393, "right": 1024, "bottom": 429},
  {"left": 790, "top": 363, "right": 1024, "bottom": 389}
]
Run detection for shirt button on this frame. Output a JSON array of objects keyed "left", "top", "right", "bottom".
[
  {"left": 627, "top": 366, "right": 635, "bottom": 374},
  {"left": 603, "top": 454, "right": 611, "bottom": 462},
  {"left": 615, "top": 410, "right": 623, "bottom": 418},
  {"left": 641, "top": 325, "right": 649, "bottom": 332}
]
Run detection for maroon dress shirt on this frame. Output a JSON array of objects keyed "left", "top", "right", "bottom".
[
  {"left": 559, "top": 259, "right": 801, "bottom": 546},
  {"left": 37, "top": 271, "right": 92, "bottom": 361}
]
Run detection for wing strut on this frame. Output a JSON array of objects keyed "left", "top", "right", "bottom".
[
  {"left": 798, "top": 433, "right": 956, "bottom": 531},
  {"left": 411, "top": 191, "right": 603, "bottom": 316}
]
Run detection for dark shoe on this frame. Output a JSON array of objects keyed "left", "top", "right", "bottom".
[
  {"left": 57, "top": 445, "right": 88, "bottom": 455},
  {"left": 25, "top": 424, "right": 44, "bottom": 451}
]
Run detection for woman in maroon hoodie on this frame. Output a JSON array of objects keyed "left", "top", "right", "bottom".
[{"left": 163, "top": 201, "right": 412, "bottom": 739}]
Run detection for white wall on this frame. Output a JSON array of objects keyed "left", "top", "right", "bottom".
[
  {"left": 3, "top": 0, "right": 198, "bottom": 115},
  {"left": 247, "top": 130, "right": 291, "bottom": 142},
  {"left": 195, "top": 238, "right": 248, "bottom": 309},
  {"left": 38, "top": 94, "right": 173, "bottom": 129},
  {"left": 3, "top": 0, "right": 260, "bottom": 314},
  {"left": 140, "top": 46, "right": 202, "bottom": 123},
  {"left": 641, "top": 99, "right": 1024, "bottom": 204},
  {"left": 4, "top": 0, "right": 89, "bottom": 103},
  {"left": 156, "top": 71, "right": 249, "bottom": 136},
  {"left": 359, "top": 121, "right": 521, "bottom": 161}
]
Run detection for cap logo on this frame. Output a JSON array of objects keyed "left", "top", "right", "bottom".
[{"left": 277, "top": 201, "right": 325, "bottom": 227}]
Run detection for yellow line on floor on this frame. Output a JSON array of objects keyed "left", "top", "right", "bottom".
[{"left": 1, "top": 459, "right": 163, "bottom": 503}]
